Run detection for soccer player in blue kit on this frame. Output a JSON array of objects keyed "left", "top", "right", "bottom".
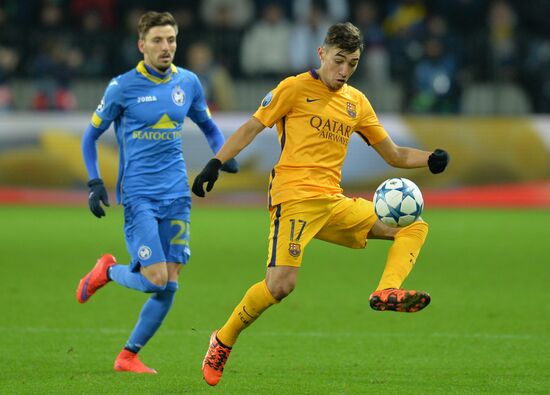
[{"left": 76, "top": 11, "right": 238, "bottom": 374}]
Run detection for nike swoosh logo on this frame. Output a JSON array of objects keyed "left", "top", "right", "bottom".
[
  {"left": 242, "top": 305, "right": 255, "bottom": 318},
  {"left": 306, "top": 98, "right": 320, "bottom": 102}
]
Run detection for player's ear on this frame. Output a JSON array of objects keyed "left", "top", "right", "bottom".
[
  {"left": 317, "top": 46, "right": 324, "bottom": 62},
  {"left": 137, "top": 39, "right": 145, "bottom": 54}
]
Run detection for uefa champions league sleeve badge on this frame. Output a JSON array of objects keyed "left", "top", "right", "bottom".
[{"left": 261, "top": 91, "right": 273, "bottom": 107}]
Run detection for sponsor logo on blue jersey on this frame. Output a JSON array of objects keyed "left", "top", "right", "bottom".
[
  {"left": 137, "top": 95, "right": 158, "bottom": 103},
  {"left": 132, "top": 130, "right": 182, "bottom": 140}
]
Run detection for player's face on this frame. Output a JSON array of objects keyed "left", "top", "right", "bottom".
[
  {"left": 139, "top": 25, "right": 177, "bottom": 73},
  {"left": 317, "top": 46, "right": 360, "bottom": 91}
]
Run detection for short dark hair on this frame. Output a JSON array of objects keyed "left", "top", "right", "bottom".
[
  {"left": 323, "top": 22, "right": 364, "bottom": 53},
  {"left": 138, "top": 11, "right": 178, "bottom": 39}
]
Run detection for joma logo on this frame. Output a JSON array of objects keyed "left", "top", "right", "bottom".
[{"left": 137, "top": 96, "right": 158, "bottom": 103}]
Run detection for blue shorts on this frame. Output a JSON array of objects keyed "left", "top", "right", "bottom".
[{"left": 123, "top": 196, "right": 191, "bottom": 272}]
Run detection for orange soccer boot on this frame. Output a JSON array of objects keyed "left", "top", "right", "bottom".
[
  {"left": 202, "top": 330, "right": 232, "bottom": 386},
  {"left": 114, "top": 349, "right": 157, "bottom": 374},
  {"left": 76, "top": 254, "right": 116, "bottom": 303},
  {"left": 369, "top": 288, "right": 431, "bottom": 312}
]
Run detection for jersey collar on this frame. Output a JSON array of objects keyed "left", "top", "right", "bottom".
[
  {"left": 309, "top": 69, "right": 320, "bottom": 79},
  {"left": 308, "top": 68, "right": 347, "bottom": 93},
  {"left": 136, "top": 61, "right": 178, "bottom": 84}
]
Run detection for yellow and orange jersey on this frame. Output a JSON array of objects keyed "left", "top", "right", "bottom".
[{"left": 253, "top": 70, "right": 388, "bottom": 207}]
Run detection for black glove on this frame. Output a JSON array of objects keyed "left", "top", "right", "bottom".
[
  {"left": 192, "top": 158, "right": 223, "bottom": 197},
  {"left": 428, "top": 149, "right": 449, "bottom": 174},
  {"left": 221, "top": 158, "right": 239, "bottom": 174},
  {"left": 87, "top": 178, "right": 110, "bottom": 218}
]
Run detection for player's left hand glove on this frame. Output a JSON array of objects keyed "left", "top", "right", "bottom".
[
  {"left": 428, "top": 149, "right": 449, "bottom": 174},
  {"left": 192, "top": 158, "right": 223, "bottom": 197},
  {"left": 87, "top": 178, "right": 110, "bottom": 218},
  {"left": 221, "top": 158, "right": 239, "bottom": 173}
]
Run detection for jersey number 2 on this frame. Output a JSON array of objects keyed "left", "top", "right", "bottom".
[{"left": 170, "top": 220, "right": 188, "bottom": 245}]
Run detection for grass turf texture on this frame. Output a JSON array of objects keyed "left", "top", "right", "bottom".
[{"left": 1, "top": 206, "right": 549, "bottom": 394}]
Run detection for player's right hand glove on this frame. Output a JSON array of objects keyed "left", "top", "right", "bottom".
[
  {"left": 87, "top": 178, "right": 110, "bottom": 218},
  {"left": 192, "top": 158, "right": 223, "bottom": 197},
  {"left": 428, "top": 149, "right": 449, "bottom": 174}
]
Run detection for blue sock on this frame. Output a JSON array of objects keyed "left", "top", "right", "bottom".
[
  {"left": 109, "top": 264, "right": 166, "bottom": 293},
  {"left": 124, "top": 281, "right": 179, "bottom": 353}
]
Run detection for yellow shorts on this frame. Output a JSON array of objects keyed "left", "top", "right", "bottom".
[{"left": 266, "top": 194, "right": 378, "bottom": 267}]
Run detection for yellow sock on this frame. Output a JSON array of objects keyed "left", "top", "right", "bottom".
[
  {"left": 376, "top": 221, "right": 429, "bottom": 290},
  {"left": 217, "top": 280, "right": 279, "bottom": 347}
]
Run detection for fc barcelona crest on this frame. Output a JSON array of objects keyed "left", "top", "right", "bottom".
[
  {"left": 346, "top": 102, "right": 356, "bottom": 118},
  {"left": 289, "top": 242, "right": 301, "bottom": 257}
]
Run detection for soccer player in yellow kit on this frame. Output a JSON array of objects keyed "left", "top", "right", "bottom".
[{"left": 192, "top": 22, "right": 449, "bottom": 386}]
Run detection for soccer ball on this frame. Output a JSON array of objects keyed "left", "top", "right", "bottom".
[{"left": 373, "top": 178, "right": 424, "bottom": 227}]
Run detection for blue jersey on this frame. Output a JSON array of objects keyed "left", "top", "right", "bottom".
[{"left": 91, "top": 61, "right": 211, "bottom": 204}]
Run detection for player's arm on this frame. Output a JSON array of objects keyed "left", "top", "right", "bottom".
[
  {"left": 189, "top": 71, "right": 239, "bottom": 173},
  {"left": 215, "top": 116, "right": 264, "bottom": 163},
  {"left": 192, "top": 116, "right": 265, "bottom": 197},
  {"left": 372, "top": 136, "right": 449, "bottom": 173},
  {"left": 195, "top": 118, "right": 239, "bottom": 173},
  {"left": 83, "top": 77, "right": 122, "bottom": 218},
  {"left": 82, "top": 123, "right": 110, "bottom": 217}
]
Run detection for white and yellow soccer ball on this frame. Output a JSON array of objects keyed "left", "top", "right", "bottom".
[{"left": 373, "top": 178, "right": 424, "bottom": 227}]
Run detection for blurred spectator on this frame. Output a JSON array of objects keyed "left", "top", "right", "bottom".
[
  {"left": 240, "top": 1, "right": 292, "bottom": 77},
  {"left": 201, "top": 0, "right": 253, "bottom": 29},
  {"left": 0, "top": 0, "right": 548, "bottom": 113},
  {"left": 172, "top": 6, "right": 202, "bottom": 66},
  {"left": 69, "top": 0, "right": 116, "bottom": 29},
  {"left": 522, "top": 39, "right": 550, "bottom": 112},
  {"left": 292, "top": 0, "right": 349, "bottom": 23},
  {"left": 116, "top": 7, "right": 145, "bottom": 74},
  {"left": 484, "top": 0, "right": 523, "bottom": 82},
  {"left": 202, "top": 1, "right": 247, "bottom": 76},
  {"left": 0, "top": 46, "right": 19, "bottom": 110},
  {"left": 29, "top": 39, "right": 79, "bottom": 111},
  {"left": 0, "top": 3, "right": 21, "bottom": 45},
  {"left": 382, "top": 0, "right": 427, "bottom": 81},
  {"left": 253, "top": 0, "right": 293, "bottom": 19},
  {"left": 27, "top": 1, "right": 78, "bottom": 110},
  {"left": 430, "top": 0, "right": 487, "bottom": 36},
  {"left": 186, "top": 41, "right": 236, "bottom": 111},
  {"left": 352, "top": 1, "right": 389, "bottom": 87},
  {"left": 289, "top": 0, "right": 332, "bottom": 72},
  {"left": 514, "top": 0, "right": 550, "bottom": 111},
  {"left": 0, "top": 4, "right": 21, "bottom": 110},
  {"left": 73, "top": 10, "right": 111, "bottom": 77},
  {"left": 383, "top": 0, "right": 426, "bottom": 37},
  {"left": 409, "top": 36, "right": 460, "bottom": 113}
]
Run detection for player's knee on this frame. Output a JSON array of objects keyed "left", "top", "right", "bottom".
[
  {"left": 268, "top": 279, "right": 296, "bottom": 300},
  {"left": 414, "top": 220, "right": 429, "bottom": 239},
  {"left": 162, "top": 281, "right": 178, "bottom": 295},
  {"left": 139, "top": 278, "right": 167, "bottom": 293},
  {"left": 398, "top": 220, "right": 429, "bottom": 243},
  {"left": 141, "top": 264, "right": 169, "bottom": 287}
]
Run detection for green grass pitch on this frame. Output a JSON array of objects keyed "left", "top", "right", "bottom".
[{"left": 1, "top": 205, "right": 549, "bottom": 394}]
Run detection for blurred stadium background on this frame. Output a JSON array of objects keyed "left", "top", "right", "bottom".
[{"left": 1, "top": 0, "right": 549, "bottom": 205}]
